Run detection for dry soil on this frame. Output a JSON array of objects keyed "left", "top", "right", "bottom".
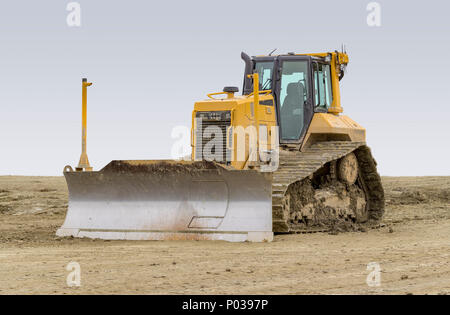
[{"left": 0, "top": 176, "right": 449, "bottom": 294}]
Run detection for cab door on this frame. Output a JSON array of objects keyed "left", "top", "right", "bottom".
[{"left": 274, "top": 56, "right": 314, "bottom": 144}]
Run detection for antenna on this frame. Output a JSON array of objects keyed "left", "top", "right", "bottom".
[{"left": 268, "top": 48, "right": 277, "bottom": 56}]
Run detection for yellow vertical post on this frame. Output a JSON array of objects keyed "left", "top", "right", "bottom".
[
  {"left": 249, "top": 73, "right": 260, "bottom": 126},
  {"left": 247, "top": 73, "right": 260, "bottom": 166},
  {"left": 328, "top": 52, "right": 347, "bottom": 115},
  {"left": 76, "top": 78, "right": 93, "bottom": 172}
]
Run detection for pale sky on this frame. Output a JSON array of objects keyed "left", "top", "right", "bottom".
[{"left": 0, "top": 0, "right": 449, "bottom": 176}]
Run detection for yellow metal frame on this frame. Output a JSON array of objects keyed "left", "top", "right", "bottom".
[
  {"left": 191, "top": 50, "right": 362, "bottom": 170},
  {"left": 191, "top": 74, "right": 277, "bottom": 169}
]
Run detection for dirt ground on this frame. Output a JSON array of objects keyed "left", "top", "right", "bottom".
[{"left": 0, "top": 176, "right": 449, "bottom": 295}]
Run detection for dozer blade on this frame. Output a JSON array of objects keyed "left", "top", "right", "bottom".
[{"left": 57, "top": 160, "right": 273, "bottom": 242}]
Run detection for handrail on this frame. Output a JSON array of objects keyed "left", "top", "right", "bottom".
[
  {"left": 207, "top": 91, "right": 238, "bottom": 99},
  {"left": 207, "top": 89, "right": 272, "bottom": 99},
  {"left": 246, "top": 89, "right": 272, "bottom": 98},
  {"left": 206, "top": 91, "right": 229, "bottom": 99}
]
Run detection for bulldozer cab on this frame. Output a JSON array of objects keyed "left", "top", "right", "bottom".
[{"left": 242, "top": 53, "right": 335, "bottom": 144}]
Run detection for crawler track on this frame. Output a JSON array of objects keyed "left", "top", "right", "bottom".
[{"left": 272, "top": 141, "right": 384, "bottom": 233}]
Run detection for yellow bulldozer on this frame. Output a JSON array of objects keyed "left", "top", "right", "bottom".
[{"left": 57, "top": 50, "right": 384, "bottom": 242}]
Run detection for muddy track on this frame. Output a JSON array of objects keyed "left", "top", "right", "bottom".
[{"left": 272, "top": 141, "right": 385, "bottom": 233}]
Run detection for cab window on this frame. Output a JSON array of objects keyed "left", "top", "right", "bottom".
[
  {"left": 279, "top": 60, "right": 309, "bottom": 140},
  {"left": 313, "top": 63, "right": 333, "bottom": 110},
  {"left": 254, "top": 62, "right": 274, "bottom": 91}
]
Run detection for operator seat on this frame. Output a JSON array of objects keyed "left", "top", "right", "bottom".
[{"left": 281, "top": 82, "right": 304, "bottom": 139}]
